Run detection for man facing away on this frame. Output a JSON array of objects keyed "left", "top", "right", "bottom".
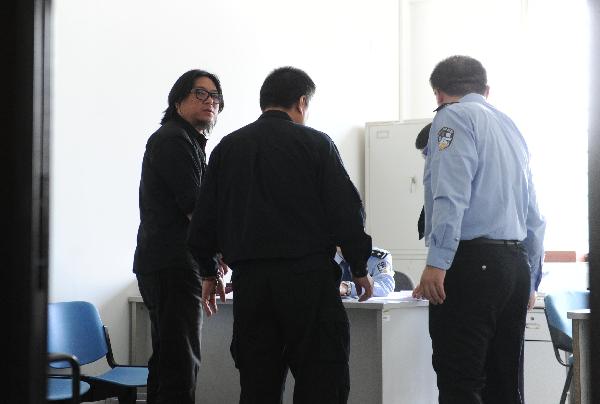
[
  {"left": 133, "top": 69, "right": 224, "bottom": 404},
  {"left": 188, "top": 66, "right": 373, "bottom": 404},
  {"left": 413, "top": 55, "right": 545, "bottom": 404}
]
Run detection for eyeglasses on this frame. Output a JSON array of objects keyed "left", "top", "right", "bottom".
[{"left": 191, "top": 88, "right": 223, "bottom": 105}]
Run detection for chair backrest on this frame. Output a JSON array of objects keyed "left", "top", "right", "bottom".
[
  {"left": 48, "top": 301, "right": 109, "bottom": 368},
  {"left": 393, "top": 271, "right": 414, "bottom": 291},
  {"left": 544, "top": 290, "right": 589, "bottom": 353}
]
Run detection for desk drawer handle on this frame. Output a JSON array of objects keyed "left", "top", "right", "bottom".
[{"left": 526, "top": 324, "right": 541, "bottom": 329}]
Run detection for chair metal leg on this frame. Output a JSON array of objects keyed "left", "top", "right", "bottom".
[{"left": 560, "top": 365, "right": 574, "bottom": 404}]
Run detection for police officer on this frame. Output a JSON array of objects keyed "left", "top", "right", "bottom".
[
  {"left": 188, "top": 66, "right": 373, "bottom": 404},
  {"left": 413, "top": 55, "right": 545, "bottom": 404},
  {"left": 337, "top": 247, "right": 395, "bottom": 297}
]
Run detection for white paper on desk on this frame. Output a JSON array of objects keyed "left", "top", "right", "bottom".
[{"left": 369, "top": 291, "right": 424, "bottom": 302}]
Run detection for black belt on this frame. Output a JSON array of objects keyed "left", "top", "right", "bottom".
[{"left": 460, "top": 238, "right": 522, "bottom": 246}]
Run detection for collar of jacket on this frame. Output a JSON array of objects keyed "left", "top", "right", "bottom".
[
  {"left": 170, "top": 113, "right": 208, "bottom": 149},
  {"left": 259, "top": 109, "right": 293, "bottom": 122},
  {"left": 433, "top": 101, "right": 458, "bottom": 112}
]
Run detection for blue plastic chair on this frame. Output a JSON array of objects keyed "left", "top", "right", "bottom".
[
  {"left": 47, "top": 352, "right": 90, "bottom": 403},
  {"left": 48, "top": 301, "right": 148, "bottom": 404},
  {"left": 544, "top": 290, "right": 589, "bottom": 404}
]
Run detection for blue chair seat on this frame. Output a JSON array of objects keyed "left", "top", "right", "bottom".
[
  {"left": 47, "top": 378, "right": 90, "bottom": 401},
  {"left": 87, "top": 366, "right": 149, "bottom": 387}
]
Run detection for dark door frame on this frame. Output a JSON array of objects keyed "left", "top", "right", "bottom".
[
  {"left": 2, "top": 0, "right": 51, "bottom": 402},
  {"left": 588, "top": 1, "right": 600, "bottom": 402}
]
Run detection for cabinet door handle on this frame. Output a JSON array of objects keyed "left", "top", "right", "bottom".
[
  {"left": 410, "top": 176, "right": 417, "bottom": 193},
  {"left": 526, "top": 323, "right": 540, "bottom": 329}
]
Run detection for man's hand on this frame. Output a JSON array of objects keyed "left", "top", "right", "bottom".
[
  {"left": 339, "top": 282, "right": 350, "bottom": 297},
  {"left": 216, "top": 253, "right": 229, "bottom": 276},
  {"left": 353, "top": 274, "right": 374, "bottom": 302},
  {"left": 201, "top": 275, "right": 226, "bottom": 317},
  {"left": 412, "top": 265, "right": 446, "bottom": 305}
]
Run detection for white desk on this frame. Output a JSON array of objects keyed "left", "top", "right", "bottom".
[
  {"left": 129, "top": 292, "right": 437, "bottom": 404},
  {"left": 568, "top": 309, "right": 591, "bottom": 404}
]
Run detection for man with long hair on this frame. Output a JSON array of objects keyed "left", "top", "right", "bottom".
[{"left": 133, "top": 69, "right": 224, "bottom": 404}]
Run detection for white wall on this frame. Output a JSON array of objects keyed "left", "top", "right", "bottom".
[{"left": 50, "top": 0, "right": 400, "bottom": 366}]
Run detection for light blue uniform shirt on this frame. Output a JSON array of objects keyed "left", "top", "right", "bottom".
[
  {"left": 424, "top": 93, "right": 545, "bottom": 292},
  {"left": 335, "top": 247, "right": 395, "bottom": 297}
]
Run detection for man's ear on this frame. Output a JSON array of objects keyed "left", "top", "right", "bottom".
[
  {"left": 297, "top": 95, "right": 308, "bottom": 114},
  {"left": 434, "top": 89, "right": 444, "bottom": 106}
]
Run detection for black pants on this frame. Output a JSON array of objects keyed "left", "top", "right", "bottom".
[
  {"left": 136, "top": 267, "right": 202, "bottom": 404},
  {"left": 429, "top": 243, "right": 530, "bottom": 404},
  {"left": 230, "top": 254, "right": 350, "bottom": 404}
]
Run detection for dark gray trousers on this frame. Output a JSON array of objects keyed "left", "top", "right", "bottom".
[
  {"left": 230, "top": 254, "right": 350, "bottom": 404},
  {"left": 137, "top": 267, "right": 202, "bottom": 404},
  {"left": 429, "top": 243, "right": 530, "bottom": 404}
]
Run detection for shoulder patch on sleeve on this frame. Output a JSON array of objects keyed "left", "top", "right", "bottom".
[
  {"left": 371, "top": 248, "right": 389, "bottom": 259},
  {"left": 437, "top": 127, "right": 455, "bottom": 150},
  {"left": 376, "top": 261, "right": 389, "bottom": 273}
]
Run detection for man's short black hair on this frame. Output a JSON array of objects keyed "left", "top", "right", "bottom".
[
  {"left": 259, "top": 67, "right": 316, "bottom": 111},
  {"left": 429, "top": 55, "right": 487, "bottom": 97},
  {"left": 161, "top": 69, "right": 224, "bottom": 125},
  {"left": 415, "top": 123, "right": 431, "bottom": 150}
]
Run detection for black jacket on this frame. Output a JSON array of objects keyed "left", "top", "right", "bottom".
[
  {"left": 133, "top": 114, "right": 207, "bottom": 274},
  {"left": 188, "top": 110, "right": 371, "bottom": 277}
]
